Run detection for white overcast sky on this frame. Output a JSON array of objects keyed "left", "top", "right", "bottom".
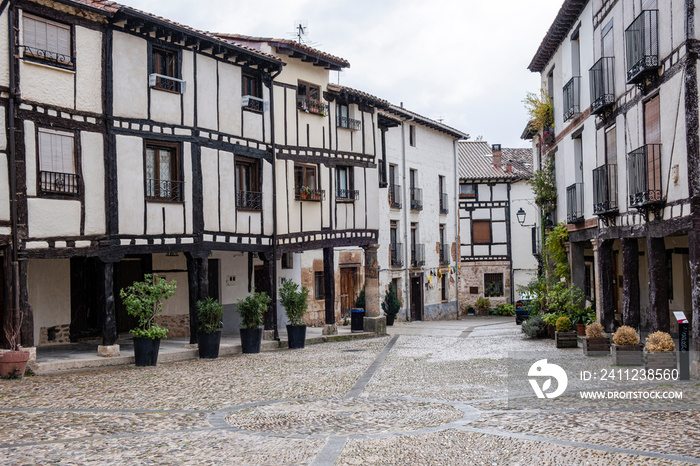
[{"left": 118, "top": 0, "right": 563, "bottom": 148}]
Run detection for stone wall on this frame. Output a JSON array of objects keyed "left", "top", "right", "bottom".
[
  {"left": 459, "top": 260, "right": 512, "bottom": 311},
  {"left": 39, "top": 324, "right": 71, "bottom": 345},
  {"left": 155, "top": 314, "right": 190, "bottom": 337}
]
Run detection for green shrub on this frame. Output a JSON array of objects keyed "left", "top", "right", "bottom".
[
  {"left": 546, "top": 282, "right": 585, "bottom": 315},
  {"left": 496, "top": 304, "right": 515, "bottom": 316},
  {"left": 196, "top": 297, "right": 223, "bottom": 334},
  {"left": 522, "top": 316, "right": 547, "bottom": 339},
  {"left": 236, "top": 290, "right": 271, "bottom": 329},
  {"left": 555, "top": 316, "right": 572, "bottom": 332},
  {"left": 541, "top": 313, "right": 561, "bottom": 327},
  {"left": 355, "top": 286, "right": 365, "bottom": 309},
  {"left": 382, "top": 283, "right": 402, "bottom": 317},
  {"left": 279, "top": 280, "right": 310, "bottom": 326},
  {"left": 475, "top": 296, "right": 491, "bottom": 313},
  {"left": 120, "top": 274, "right": 176, "bottom": 339}
]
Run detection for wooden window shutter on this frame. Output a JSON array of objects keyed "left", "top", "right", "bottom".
[
  {"left": 644, "top": 95, "right": 661, "bottom": 144},
  {"left": 472, "top": 220, "right": 491, "bottom": 244},
  {"left": 38, "top": 129, "right": 74, "bottom": 173}
]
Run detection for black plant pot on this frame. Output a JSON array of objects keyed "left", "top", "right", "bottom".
[
  {"left": 287, "top": 324, "right": 306, "bottom": 349},
  {"left": 197, "top": 331, "right": 221, "bottom": 359},
  {"left": 386, "top": 314, "right": 396, "bottom": 326},
  {"left": 133, "top": 337, "right": 161, "bottom": 366},
  {"left": 240, "top": 328, "right": 262, "bottom": 354}
]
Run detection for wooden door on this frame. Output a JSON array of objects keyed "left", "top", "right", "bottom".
[
  {"left": 114, "top": 257, "right": 149, "bottom": 334},
  {"left": 410, "top": 276, "right": 423, "bottom": 321},
  {"left": 208, "top": 259, "right": 219, "bottom": 300},
  {"left": 70, "top": 257, "right": 102, "bottom": 340},
  {"left": 340, "top": 267, "right": 356, "bottom": 318}
]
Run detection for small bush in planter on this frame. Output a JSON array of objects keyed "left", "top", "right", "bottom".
[
  {"left": 583, "top": 322, "right": 609, "bottom": 356},
  {"left": 382, "top": 282, "right": 401, "bottom": 325},
  {"left": 196, "top": 297, "right": 223, "bottom": 359},
  {"left": 355, "top": 286, "right": 365, "bottom": 310},
  {"left": 555, "top": 316, "right": 577, "bottom": 348},
  {"left": 611, "top": 325, "right": 643, "bottom": 366},
  {"left": 474, "top": 296, "right": 491, "bottom": 316},
  {"left": 644, "top": 331, "right": 677, "bottom": 370},
  {"left": 555, "top": 316, "right": 572, "bottom": 332},
  {"left": 279, "top": 280, "right": 310, "bottom": 349},
  {"left": 612, "top": 326, "right": 640, "bottom": 346},
  {"left": 645, "top": 331, "right": 675, "bottom": 352},
  {"left": 522, "top": 315, "right": 547, "bottom": 339},
  {"left": 236, "top": 291, "right": 271, "bottom": 354},
  {"left": 585, "top": 322, "right": 605, "bottom": 339}
]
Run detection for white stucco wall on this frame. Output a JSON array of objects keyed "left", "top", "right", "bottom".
[
  {"left": 28, "top": 198, "right": 81, "bottom": 237},
  {"left": 116, "top": 135, "right": 145, "bottom": 235},
  {"left": 112, "top": 31, "right": 148, "bottom": 119},
  {"left": 28, "top": 258, "right": 71, "bottom": 345},
  {"left": 152, "top": 253, "right": 189, "bottom": 317},
  {"left": 81, "top": 131, "right": 105, "bottom": 235},
  {"left": 75, "top": 26, "right": 103, "bottom": 113},
  {"left": 0, "top": 152, "right": 8, "bottom": 223}
]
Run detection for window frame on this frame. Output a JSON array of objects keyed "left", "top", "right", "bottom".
[
  {"left": 336, "top": 165, "right": 357, "bottom": 201},
  {"left": 235, "top": 156, "right": 261, "bottom": 211},
  {"left": 21, "top": 13, "right": 74, "bottom": 70},
  {"left": 242, "top": 72, "right": 264, "bottom": 111},
  {"left": 150, "top": 44, "right": 182, "bottom": 93},
  {"left": 472, "top": 220, "right": 492, "bottom": 245},
  {"left": 281, "top": 252, "right": 294, "bottom": 269},
  {"left": 297, "top": 80, "right": 327, "bottom": 116},
  {"left": 484, "top": 273, "right": 504, "bottom": 297},
  {"left": 314, "top": 271, "right": 325, "bottom": 300},
  {"left": 294, "top": 163, "right": 323, "bottom": 201},
  {"left": 37, "top": 127, "right": 79, "bottom": 196},
  {"left": 145, "top": 141, "right": 183, "bottom": 203},
  {"left": 409, "top": 125, "right": 416, "bottom": 147},
  {"left": 459, "top": 183, "right": 477, "bottom": 200}
]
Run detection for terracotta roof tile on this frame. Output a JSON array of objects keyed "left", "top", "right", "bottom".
[
  {"left": 326, "top": 84, "right": 390, "bottom": 107},
  {"left": 458, "top": 141, "right": 533, "bottom": 181}
]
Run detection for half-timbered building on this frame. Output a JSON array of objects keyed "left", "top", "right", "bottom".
[{"left": 457, "top": 141, "right": 536, "bottom": 308}]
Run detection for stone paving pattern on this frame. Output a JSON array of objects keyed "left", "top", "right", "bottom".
[{"left": 1, "top": 317, "right": 699, "bottom": 464}]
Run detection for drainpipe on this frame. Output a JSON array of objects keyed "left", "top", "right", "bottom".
[
  {"left": 453, "top": 139, "right": 460, "bottom": 319},
  {"left": 7, "top": 4, "right": 20, "bottom": 332},
  {"left": 400, "top": 111, "right": 414, "bottom": 320},
  {"left": 268, "top": 66, "right": 283, "bottom": 341}
]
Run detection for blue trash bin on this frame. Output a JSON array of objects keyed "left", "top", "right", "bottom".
[{"left": 350, "top": 309, "right": 365, "bottom": 332}]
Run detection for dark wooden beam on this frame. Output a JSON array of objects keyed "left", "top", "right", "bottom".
[{"left": 622, "top": 238, "right": 640, "bottom": 330}]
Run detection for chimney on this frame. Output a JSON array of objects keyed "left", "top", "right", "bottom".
[
  {"left": 492, "top": 144, "right": 502, "bottom": 168},
  {"left": 506, "top": 163, "right": 512, "bottom": 174}
]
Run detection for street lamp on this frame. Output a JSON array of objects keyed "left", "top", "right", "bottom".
[{"left": 516, "top": 207, "right": 526, "bottom": 226}]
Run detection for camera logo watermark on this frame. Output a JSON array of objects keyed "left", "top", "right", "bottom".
[{"left": 528, "top": 359, "right": 568, "bottom": 399}]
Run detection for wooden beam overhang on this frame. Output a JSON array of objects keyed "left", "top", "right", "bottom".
[{"left": 528, "top": 0, "right": 588, "bottom": 73}]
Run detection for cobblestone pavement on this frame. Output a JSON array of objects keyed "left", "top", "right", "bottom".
[{"left": 2, "top": 318, "right": 699, "bottom": 465}]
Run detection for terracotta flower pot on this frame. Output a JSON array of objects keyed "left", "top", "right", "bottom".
[{"left": 0, "top": 350, "right": 30, "bottom": 378}]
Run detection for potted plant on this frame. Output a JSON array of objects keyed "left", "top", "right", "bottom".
[
  {"left": 474, "top": 296, "right": 491, "bottom": 317},
  {"left": 279, "top": 280, "right": 310, "bottom": 349},
  {"left": 582, "top": 322, "right": 610, "bottom": 356},
  {"left": 611, "top": 325, "right": 644, "bottom": 365},
  {"left": 541, "top": 313, "right": 560, "bottom": 339},
  {"left": 570, "top": 307, "right": 588, "bottom": 336},
  {"left": 381, "top": 282, "right": 401, "bottom": 326},
  {"left": 0, "top": 313, "right": 30, "bottom": 379},
  {"left": 236, "top": 290, "right": 271, "bottom": 354},
  {"left": 644, "top": 331, "right": 677, "bottom": 370},
  {"left": 120, "top": 274, "right": 176, "bottom": 367},
  {"left": 196, "top": 297, "right": 223, "bottom": 359},
  {"left": 355, "top": 286, "right": 365, "bottom": 311},
  {"left": 521, "top": 315, "right": 548, "bottom": 339},
  {"left": 555, "top": 316, "right": 577, "bottom": 348}
]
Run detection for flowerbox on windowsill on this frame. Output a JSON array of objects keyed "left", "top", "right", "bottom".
[{"left": 296, "top": 188, "right": 325, "bottom": 201}]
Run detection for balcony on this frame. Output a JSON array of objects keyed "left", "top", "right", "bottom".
[
  {"left": 563, "top": 76, "right": 581, "bottom": 121},
  {"left": 411, "top": 243, "right": 425, "bottom": 267},
  {"left": 337, "top": 115, "right": 361, "bottom": 130},
  {"left": 295, "top": 186, "right": 325, "bottom": 201},
  {"left": 389, "top": 183, "right": 402, "bottom": 209},
  {"left": 390, "top": 243, "right": 404, "bottom": 267},
  {"left": 566, "top": 182, "right": 584, "bottom": 223},
  {"left": 242, "top": 95, "right": 268, "bottom": 112},
  {"left": 628, "top": 144, "right": 663, "bottom": 208},
  {"left": 146, "top": 179, "right": 183, "bottom": 202},
  {"left": 236, "top": 190, "right": 262, "bottom": 211},
  {"left": 410, "top": 187, "right": 423, "bottom": 210},
  {"left": 589, "top": 57, "right": 615, "bottom": 115},
  {"left": 40, "top": 170, "right": 79, "bottom": 195},
  {"left": 440, "top": 243, "right": 450, "bottom": 265},
  {"left": 297, "top": 97, "right": 328, "bottom": 116},
  {"left": 20, "top": 45, "right": 73, "bottom": 70},
  {"left": 625, "top": 10, "right": 660, "bottom": 85},
  {"left": 592, "top": 164, "right": 618, "bottom": 215},
  {"left": 336, "top": 188, "right": 359, "bottom": 201},
  {"left": 440, "top": 192, "right": 449, "bottom": 214}
]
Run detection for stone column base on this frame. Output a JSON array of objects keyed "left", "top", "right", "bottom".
[
  {"left": 97, "top": 345, "right": 120, "bottom": 357},
  {"left": 322, "top": 324, "right": 338, "bottom": 336},
  {"left": 364, "top": 316, "right": 387, "bottom": 335},
  {"left": 262, "top": 330, "right": 276, "bottom": 340},
  {"left": 691, "top": 360, "right": 700, "bottom": 379},
  {"left": 20, "top": 346, "right": 37, "bottom": 364},
  {"left": 183, "top": 343, "right": 198, "bottom": 350}
]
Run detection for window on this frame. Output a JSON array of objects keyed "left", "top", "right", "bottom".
[
  {"left": 145, "top": 142, "right": 182, "bottom": 202},
  {"left": 235, "top": 157, "right": 261, "bottom": 210},
  {"left": 460, "top": 183, "right": 477, "bottom": 199},
  {"left": 151, "top": 46, "right": 182, "bottom": 92},
  {"left": 439, "top": 176, "right": 448, "bottom": 213},
  {"left": 441, "top": 273, "right": 448, "bottom": 301},
  {"left": 314, "top": 271, "right": 325, "bottom": 300},
  {"left": 409, "top": 125, "right": 416, "bottom": 147},
  {"left": 336, "top": 103, "right": 360, "bottom": 130},
  {"left": 484, "top": 273, "right": 504, "bottom": 297},
  {"left": 390, "top": 221, "right": 402, "bottom": 267},
  {"left": 409, "top": 169, "right": 422, "bottom": 210},
  {"left": 294, "top": 164, "right": 323, "bottom": 200},
  {"left": 38, "top": 128, "right": 78, "bottom": 195},
  {"left": 297, "top": 81, "right": 327, "bottom": 115},
  {"left": 242, "top": 73, "right": 263, "bottom": 111},
  {"left": 22, "top": 14, "right": 72, "bottom": 68},
  {"left": 389, "top": 164, "right": 401, "bottom": 208},
  {"left": 472, "top": 220, "right": 491, "bottom": 244},
  {"left": 336, "top": 166, "right": 357, "bottom": 200},
  {"left": 281, "top": 252, "right": 293, "bottom": 269}
]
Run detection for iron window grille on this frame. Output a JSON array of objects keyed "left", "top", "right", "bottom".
[
  {"left": 390, "top": 243, "right": 404, "bottom": 267},
  {"left": 592, "top": 164, "right": 618, "bottom": 214},
  {"left": 146, "top": 179, "right": 183, "bottom": 202},
  {"left": 566, "top": 182, "right": 584, "bottom": 223},
  {"left": 21, "top": 14, "right": 73, "bottom": 70},
  {"left": 389, "top": 183, "right": 402, "bottom": 209},
  {"left": 484, "top": 273, "right": 504, "bottom": 297},
  {"left": 411, "top": 243, "right": 425, "bottom": 267},
  {"left": 236, "top": 190, "right": 262, "bottom": 211},
  {"left": 40, "top": 170, "right": 79, "bottom": 195},
  {"left": 563, "top": 76, "right": 581, "bottom": 121},
  {"left": 589, "top": 57, "right": 615, "bottom": 115},
  {"left": 440, "top": 243, "right": 450, "bottom": 265},
  {"left": 625, "top": 10, "right": 660, "bottom": 85},
  {"left": 150, "top": 47, "right": 185, "bottom": 93},
  {"left": 440, "top": 192, "right": 449, "bottom": 214},
  {"left": 627, "top": 144, "right": 663, "bottom": 207},
  {"left": 336, "top": 188, "right": 359, "bottom": 201},
  {"left": 410, "top": 187, "right": 423, "bottom": 210}
]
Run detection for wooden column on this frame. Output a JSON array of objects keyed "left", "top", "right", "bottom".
[
  {"left": 18, "top": 259, "right": 33, "bottom": 347},
  {"left": 260, "top": 255, "right": 274, "bottom": 331},
  {"left": 647, "top": 236, "right": 670, "bottom": 332},
  {"left": 621, "top": 238, "right": 640, "bottom": 331},
  {"left": 101, "top": 260, "right": 117, "bottom": 346},
  {"left": 186, "top": 251, "right": 209, "bottom": 344},
  {"left": 323, "top": 247, "right": 335, "bottom": 325},
  {"left": 598, "top": 239, "right": 615, "bottom": 332},
  {"left": 689, "top": 218, "right": 700, "bottom": 356},
  {"left": 570, "top": 241, "right": 586, "bottom": 300}
]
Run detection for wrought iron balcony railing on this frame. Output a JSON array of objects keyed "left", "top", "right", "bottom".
[
  {"left": 563, "top": 76, "right": 581, "bottom": 121},
  {"left": 411, "top": 243, "right": 425, "bottom": 267},
  {"left": 390, "top": 243, "right": 404, "bottom": 267},
  {"left": 295, "top": 186, "right": 325, "bottom": 201},
  {"left": 626, "top": 10, "right": 660, "bottom": 84},
  {"left": 410, "top": 187, "right": 423, "bottom": 210},
  {"left": 566, "top": 182, "right": 584, "bottom": 223},
  {"left": 20, "top": 45, "right": 73, "bottom": 69},
  {"left": 236, "top": 190, "right": 262, "bottom": 211},
  {"left": 389, "top": 183, "right": 402, "bottom": 209},
  {"left": 146, "top": 178, "right": 183, "bottom": 202},
  {"left": 297, "top": 97, "right": 328, "bottom": 116},
  {"left": 40, "top": 170, "right": 79, "bottom": 195},
  {"left": 628, "top": 144, "right": 663, "bottom": 207},
  {"left": 149, "top": 73, "right": 186, "bottom": 93},
  {"left": 336, "top": 188, "right": 360, "bottom": 201},
  {"left": 242, "top": 95, "right": 268, "bottom": 112},
  {"left": 440, "top": 243, "right": 450, "bottom": 265},
  {"left": 589, "top": 57, "right": 615, "bottom": 115},
  {"left": 592, "top": 164, "right": 618, "bottom": 215},
  {"left": 440, "top": 192, "right": 449, "bottom": 214},
  {"left": 337, "top": 115, "right": 361, "bottom": 130}
]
